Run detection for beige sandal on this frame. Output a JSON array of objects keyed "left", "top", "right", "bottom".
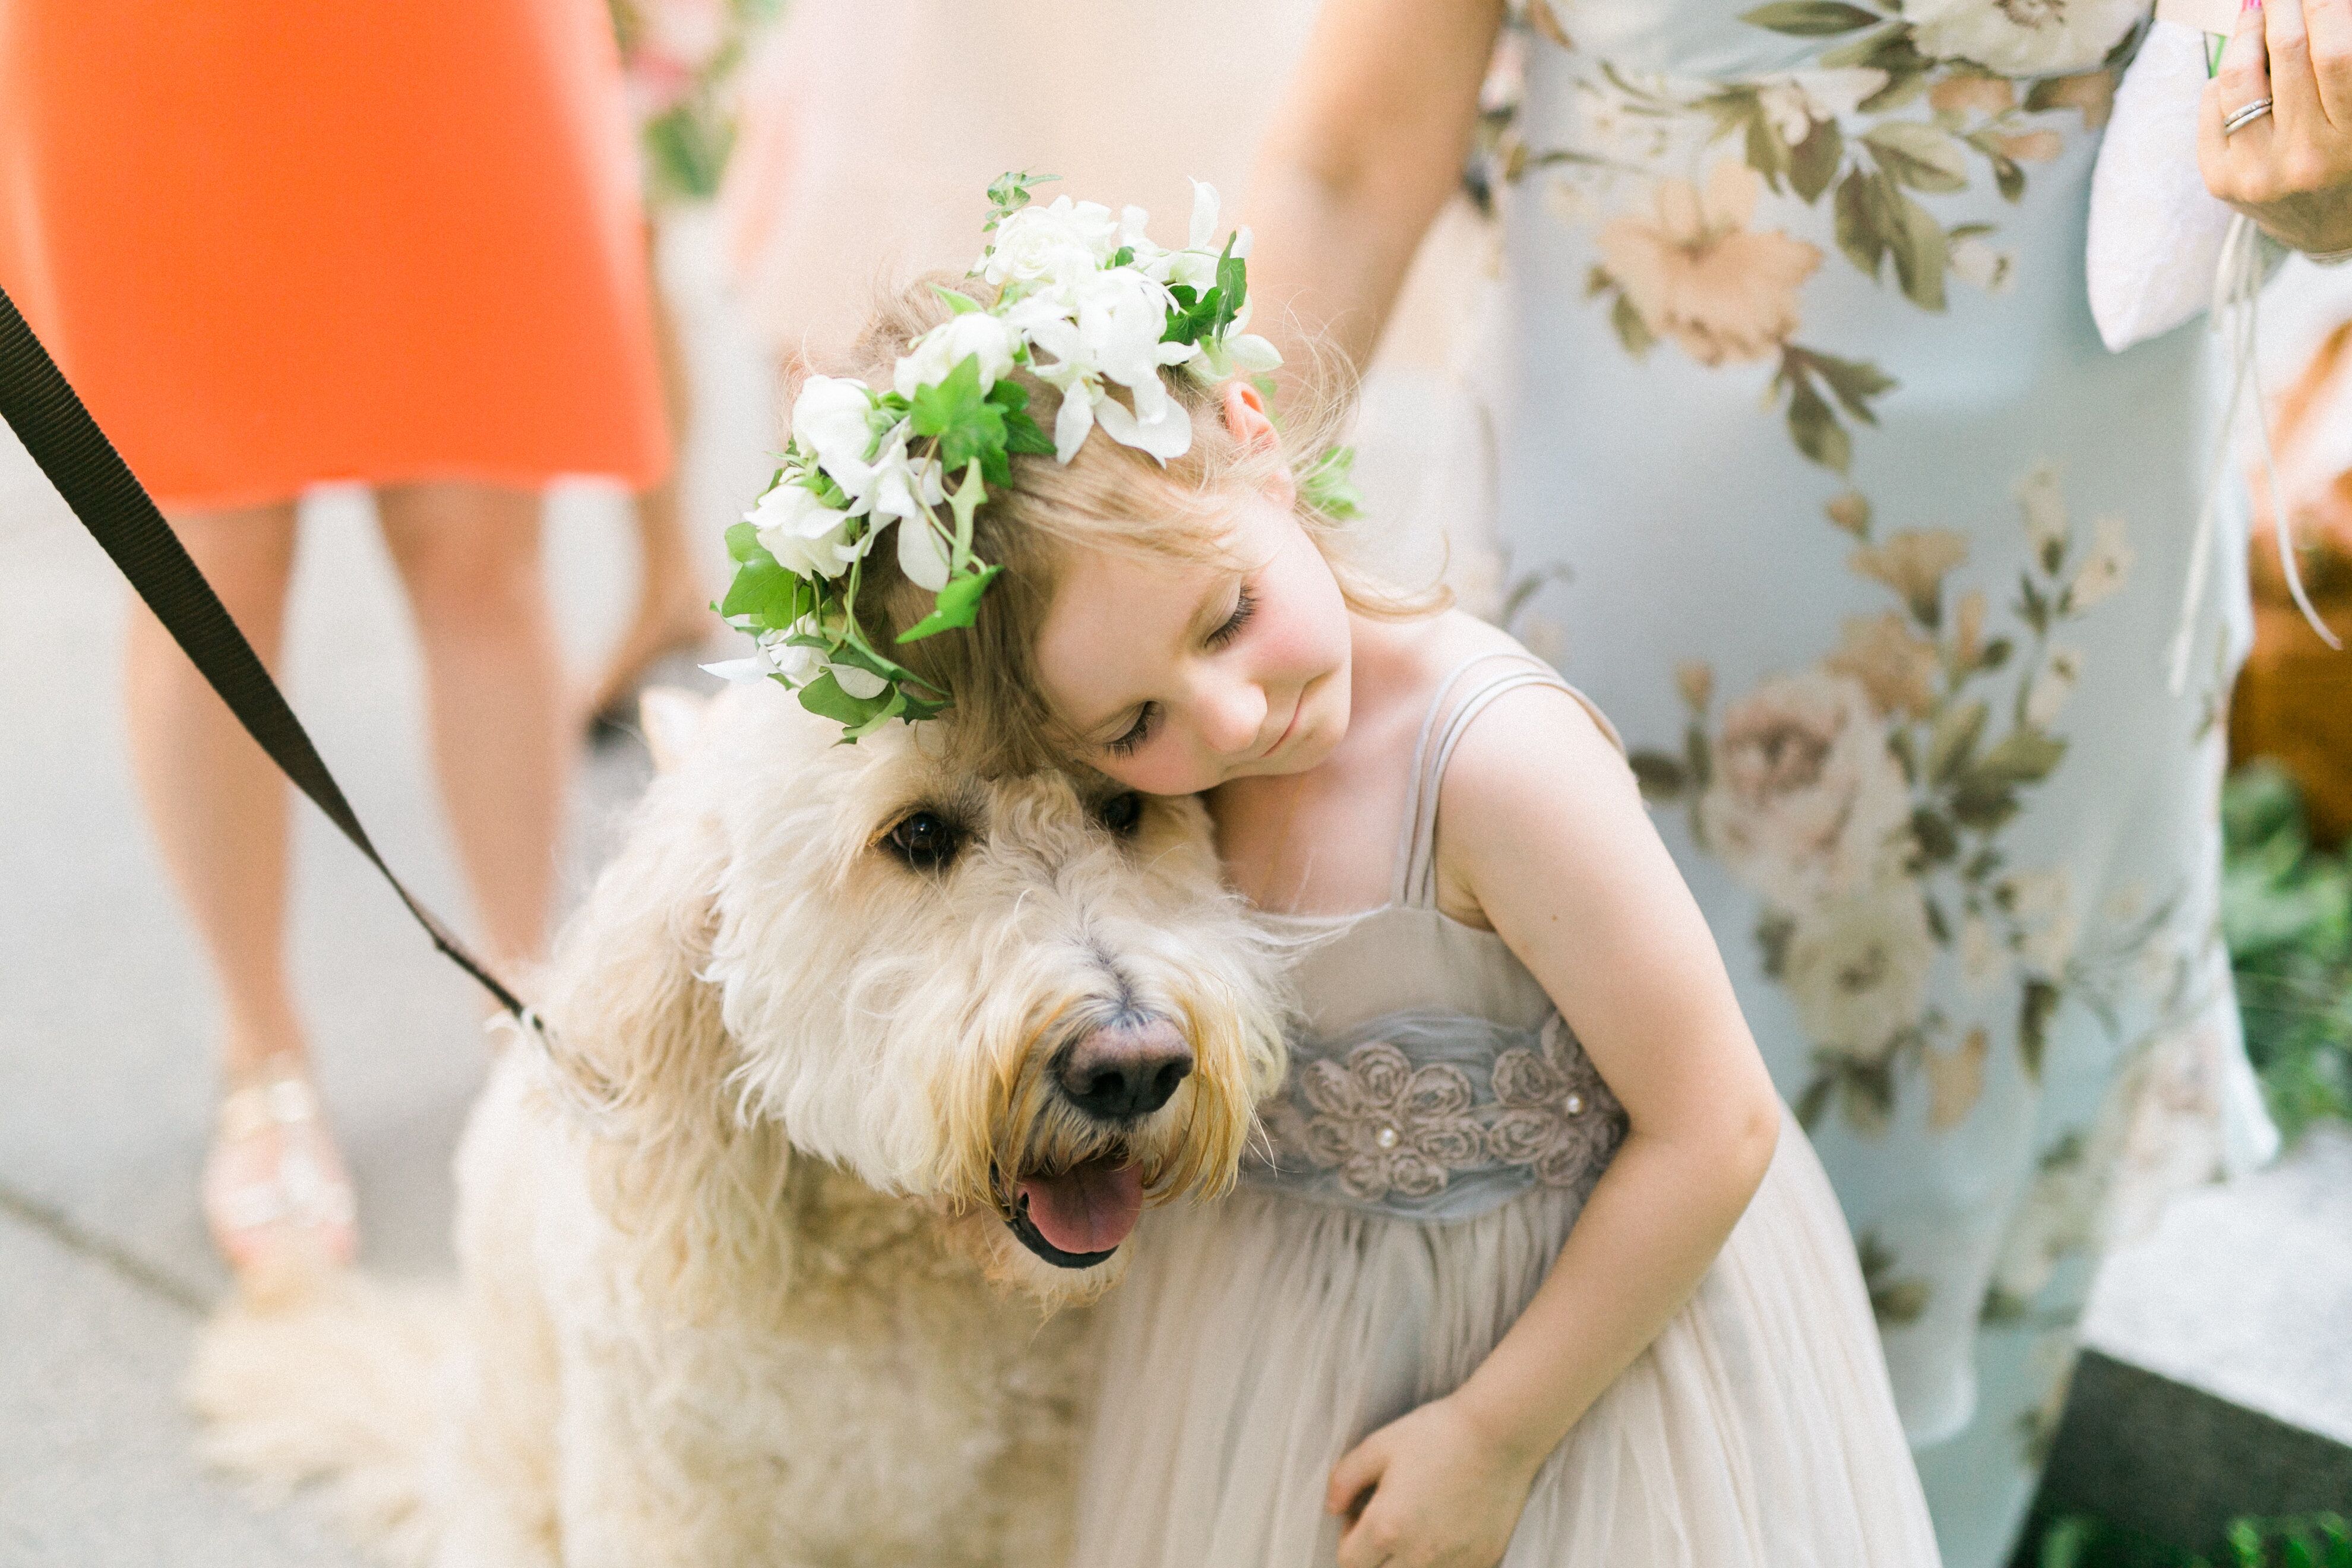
[{"left": 202, "top": 1057, "right": 358, "bottom": 1272}]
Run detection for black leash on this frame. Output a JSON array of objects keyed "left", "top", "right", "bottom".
[{"left": 0, "top": 284, "right": 530, "bottom": 1021}]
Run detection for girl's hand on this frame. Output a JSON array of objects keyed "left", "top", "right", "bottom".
[
  {"left": 1326, "top": 1395, "right": 1544, "bottom": 1568},
  {"left": 2200, "top": 0, "right": 2352, "bottom": 255}
]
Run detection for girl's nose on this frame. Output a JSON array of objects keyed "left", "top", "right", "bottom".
[{"left": 1197, "top": 681, "right": 1269, "bottom": 756}]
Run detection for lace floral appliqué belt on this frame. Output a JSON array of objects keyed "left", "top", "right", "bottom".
[{"left": 1243, "top": 1010, "right": 1629, "bottom": 1222}]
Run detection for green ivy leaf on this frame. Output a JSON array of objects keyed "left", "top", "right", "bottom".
[
  {"left": 931, "top": 284, "right": 982, "bottom": 315},
  {"left": 840, "top": 688, "right": 911, "bottom": 742},
  {"left": 1215, "top": 235, "right": 1247, "bottom": 328},
  {"left": 719, "top": 554, "right": 814, "bottom": 629},
  {"left": 911, "top": 354, "right": 1009, "bottom": 474},
  {"left": 1741, "top": 0, "right": 1884, "bottom": 34},
  {"left": 796, "top": 671, "right": 894, "bottom": 734},
  {"left": 1300, "top": 444, "right": 1366, "bottom": 520},
  {"left": 988, "top": 379, "right": 1056, "bottom": 458},
  {"left": 983, "top": 169, "right": 1058, "bottom": 232},
  {"left": 896, "top": 564, "right": 1005, "bottom": 643},
  {"left": 725, "top": 520, "right": 767, "bottom": 564}
]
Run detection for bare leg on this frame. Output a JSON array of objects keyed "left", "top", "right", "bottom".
[
  {"left": 582, "top": 255, "right": 710, "bottom": 731},
  {"left": 125, "top": 502, "right": 356, "bottom": 1269},
  {"left": 376, "top": 483, "right": 564, "bottom": 972},
  {"left": 123, "top": 504, "right": 305, "bottom": 1072}
]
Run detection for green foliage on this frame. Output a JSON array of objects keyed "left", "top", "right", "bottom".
[
  {"left": 2221, "top": 764, "right": 2352, "bottom": 1139},
  {"left": 1161, "top": 237, "right": 1247, "bottom": 346},
  {"left": 1300, "top": 445, "right": 1365, "bottom": 521},
  {"left": 984, "top": 169, "right": 1059, "bottom": 231},
  {"left": 2029, "top": 1510, "right": 2351, "bottom": 1568}
]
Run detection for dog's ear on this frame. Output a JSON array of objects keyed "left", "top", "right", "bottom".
[
  {"left": 537, "top": 770, "right": 795, "bottom": 1314},
  {"left": 638, "top": 686, "right": 715, "bottom": 776}
]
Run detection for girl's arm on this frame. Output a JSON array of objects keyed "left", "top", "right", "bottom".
[
  {"left": 1326, "top": 687, "right": 1784, "bottom": 1568},
  {"left": 1245, "top": 0, "right": 1507, "bottom": 376}
]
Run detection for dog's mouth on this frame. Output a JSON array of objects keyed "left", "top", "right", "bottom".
[{"left": 1001, "top": 1154, "right": 1144, "bottom": 1270}]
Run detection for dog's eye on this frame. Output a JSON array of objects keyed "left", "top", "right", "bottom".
[
  {"left": 1096, "top": 792, "right": 1143, "bottom": 837},
  {"left": 883, "top": 810, "right": 962, "bottom": 871}
]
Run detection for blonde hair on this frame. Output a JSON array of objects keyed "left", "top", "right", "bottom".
[{"left": 815, "top": 274, "right": 1447, "bottom": 774}]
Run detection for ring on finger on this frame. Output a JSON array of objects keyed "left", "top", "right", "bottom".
[{"left": 2224, "top": 96, "right": 2276, "bottom": 134}]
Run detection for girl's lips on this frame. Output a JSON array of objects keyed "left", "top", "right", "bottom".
[{"left": 1259, "top": 693, "right": 1305, "bottom": 761}]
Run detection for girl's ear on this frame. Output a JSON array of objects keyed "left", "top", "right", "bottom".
[
  {"left": 1221, "top": 378, "right": 1277, "bottom": 447},
  {"left": 1221, "top": 380, "right": 1295, "bottom": 504}
]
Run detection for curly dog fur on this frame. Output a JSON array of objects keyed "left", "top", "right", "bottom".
[{"left": 189, "top": 681, "right": 1286, "bottom": 1566}]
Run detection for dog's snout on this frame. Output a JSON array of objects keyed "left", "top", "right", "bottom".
[{"left": 1055, "top": 1019, "right": 1194, "bottom": 1120}]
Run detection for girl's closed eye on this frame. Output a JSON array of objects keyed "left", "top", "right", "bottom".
[
  {"left": 1105, "top": 702, "right": 1158, "bottom": 758},
  {"left": 1206, "top": 583, "right": 1257, "bottom": 649}
]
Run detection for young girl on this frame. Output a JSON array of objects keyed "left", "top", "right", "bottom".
[{"left": 717, "top": 182, "right": 1942, "bottom": 1566}]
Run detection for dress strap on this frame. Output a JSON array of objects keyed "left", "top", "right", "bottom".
[{"left": 1392, "top": 653, "right": 1624, "bottom": 910}]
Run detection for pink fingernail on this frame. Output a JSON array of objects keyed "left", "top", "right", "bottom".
[{"left": 2245, "top": 0, "right": 2262, "bottom": 13}]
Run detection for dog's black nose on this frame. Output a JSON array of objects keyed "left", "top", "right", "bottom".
[{"left": 1056, "top": 1019, "right": 1194, "bottom": 1120}]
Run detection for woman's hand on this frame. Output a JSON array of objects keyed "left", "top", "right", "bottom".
[
  {"left": 2201, "top": 0, "right": 2352, "bottom": 254},
  {"left": 1326, "top": 1395, "right": 1544, "bottom": 1568}
]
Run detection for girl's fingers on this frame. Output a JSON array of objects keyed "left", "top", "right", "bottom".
[
  {"left": 2267, "top": 0, "right": 2331, "bottom": 135},
  {"left": 1326, "top": 1435, "right": 1387, "bottom": 1516}
]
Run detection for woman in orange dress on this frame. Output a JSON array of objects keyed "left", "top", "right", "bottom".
[{"left": 0, "top": 1, "right": 669, "bottom": 1270}]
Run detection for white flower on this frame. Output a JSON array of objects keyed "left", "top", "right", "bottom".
[
  {"left": 978, "top": 196, "right": 1122, "bottom": 287},
  {"left": 1755, "top": 68, "right": 1889, "bottom": 144},
  {"left": 827, "top": 660, "right": 889, "bottom": 700},
  {"left": 1187, "top": 178, "right": 1222, "bottom": 252},
  {"left": 1782, "top": 881, "right": 1937, "bottom": 1066},
  {"left": 897, "top": 513, "right": 951, "bottom": 591},
  {"left": 1093, "top": 384, "right": 1197, "bottom": 460},
  {"left": 1905, "top": 0, "right": 2142, "bottom": 77},
  {"left": 2025, "top": 644, "right": 2082, "bottom": 727},
  {"left": 791, "top": 376, "right": 878, "bottom": 477},
  {"left": 893, "top": 311, "right": 1019, "bottom": 399},
  {"left": 857, "top": 426, "right": 943, "bottom": 527},
  {"left": 746, "top": 480, "right": 862, "bottom": 581},
  {"left": 1950, "top": 235, "right": 2016, "bottom": 294},
  {"left": 2068, "top": 515, "right": 2133, "bottom": 610},
  {"left": 1697, "top": 671, "right": 1912, "bottom": 908}
]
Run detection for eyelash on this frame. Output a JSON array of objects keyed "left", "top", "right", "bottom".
[
  {"left": 1207, "top": 584, "right": 1257, "bottom": 649},
  {"left": 1105, "top": 703, "right": 1157, "bottom": 758},
  {"left": 1103, "top": 587, "right": 1256, "bottom": 760}
]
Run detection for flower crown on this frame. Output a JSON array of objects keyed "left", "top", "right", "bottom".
[{"left": 707, "top": 172, "right": 1291, "bottom": 739}]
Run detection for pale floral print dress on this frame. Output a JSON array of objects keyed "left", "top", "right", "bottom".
[{"left": 1465, "top": 0, "right": 2280, "bottom": 1559}]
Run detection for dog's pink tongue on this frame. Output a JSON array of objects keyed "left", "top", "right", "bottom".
[{"left": 1017, "top": 1158, "right": 1144, "bottom": 1256}]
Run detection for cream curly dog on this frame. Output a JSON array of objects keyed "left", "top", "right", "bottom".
[{"left": 189, "top": 681, "right": 1286, "bottom": 1566}]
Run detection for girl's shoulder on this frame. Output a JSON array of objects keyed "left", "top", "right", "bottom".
[
  {"left": 1415, "top": 617, "right": 1636, "bottom": 929},
  {"left": 1398, "top": 612, "right": 1623, "bottom": 758}
]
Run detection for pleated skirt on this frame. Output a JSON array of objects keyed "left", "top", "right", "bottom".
[{"left": 1073, "top": 1110, "right": 1943, "bottom": 1566}]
